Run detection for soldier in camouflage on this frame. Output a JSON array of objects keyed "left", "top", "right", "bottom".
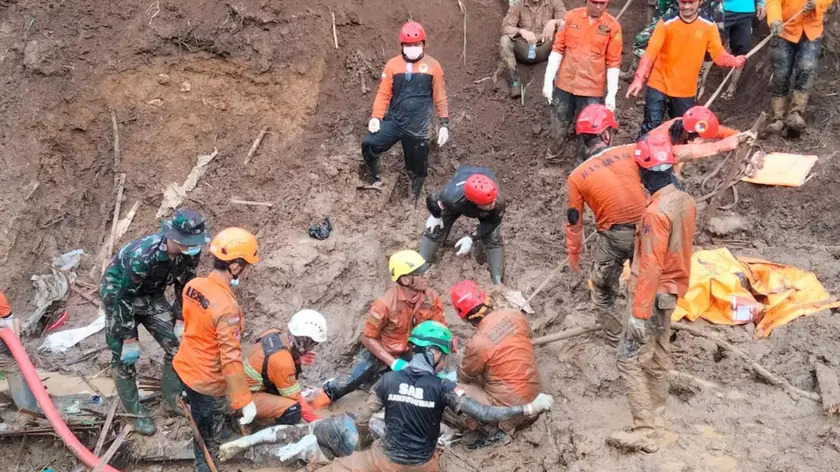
[{"left": 99, "top": 208, "right": 209, "bottom": 435}]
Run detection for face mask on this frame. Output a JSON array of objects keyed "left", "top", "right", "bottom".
[
  {"left": 230, "top": 278, "right": 240, "bottom": 287},
  {"left": 181, "top": 246, "right": 201, "bottom": 256},
  {"left": 403, "top": 46, "right": 423, "bottom": 61}
]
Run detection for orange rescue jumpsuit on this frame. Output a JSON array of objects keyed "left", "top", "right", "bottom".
[
  {"left": 245, "top": 330, "right": 303, "bottom": 422},
  {"left": 566, "top": 144, "right": 646, "bottom": 340},
  {"left": 617, "top": 184, "right": 696, "bottom": 429},
  {"left": 458, "top": 308, "right": 541, "bottom": 433}
]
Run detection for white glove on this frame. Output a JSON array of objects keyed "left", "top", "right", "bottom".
[
  {"left": 174, "top": 319, "right": 184, "bottom": 341},
  {"left": 437, "top": 127, "right": 449, "bottom": 147},
  {"left": 425, "top": 215, "right": 444, "bottom": 232},
  {"left": 239, "top": 401, "right": 257, "bottom": 425},
  {"left": 543, "top": 52, "right": 563, "bottom": 104},
  {"left": 605, "top": 68, "right": 620, "bottom": 112},
  {"left": 454, "top": 236, "right": 473, "bottom": 256},
  {"left": 0, "top": 314, "right": 19, "bottom": 337},
  {"left": 524, "top": 393, "right": 554, "bottom": 416},
  {"left": 368, "top": 118, "right": 381, "bottom": 133}
]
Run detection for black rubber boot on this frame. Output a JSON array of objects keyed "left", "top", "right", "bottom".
[
  {"left": 410, "top": 176, "right": 425, "bottom": 202},
  {"left": 486, "top": 246, "right": 505, "bottom": 285},
  {"left": 419, "top": 233, "right": 443, "bottom": 263}
]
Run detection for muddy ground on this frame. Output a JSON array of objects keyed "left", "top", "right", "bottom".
[{"left": 1, "top": 0, "right": 840, "bottom": 471}]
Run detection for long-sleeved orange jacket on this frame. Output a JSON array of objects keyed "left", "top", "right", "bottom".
[
  {"left": 363, "top": 285, "right": 446, "bottom": 357},
  {"left": 173, "top": 272, "right": 251, "bottom": 409},
  {"left": 630, "top": 185, "right": 697, "bottom": 320},
  {"left": 767, "top": 0, "right": 834, "bottom": 43},
  {"left": 552, "top": 8, "right": 623, "bottom": 97}
]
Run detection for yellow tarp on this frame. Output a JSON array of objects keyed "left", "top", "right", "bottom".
[
  {"left": 741, "top": 152, "right": 817, "bottom": 187},
  {"left": 673, "top": 248, "right": 840, "bottom": 336}
]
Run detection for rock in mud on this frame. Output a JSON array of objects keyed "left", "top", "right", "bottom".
[{"left": 707, "top": 214, "right": 750, "bottom": 237}]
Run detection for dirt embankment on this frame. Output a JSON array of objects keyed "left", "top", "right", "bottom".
[{"left": 1, "top": 0, "right": 840, "bottom": 471}]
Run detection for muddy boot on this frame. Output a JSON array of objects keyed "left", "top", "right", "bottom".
[
  {"left": 114, "top": 375, "right": 157, "bottom": 435},
  {"left": 486, "top": 246, "right": 505, "bottom": 285},
  {"left": 786, "top": 90, "right": 809, "bottom": 136},
  {"left": 6, "top": 371, "right": 40, "bottom": 412},
  {"left": 161, "top": 361, "right": 184, "bottom": 417},
  {"left": 607, "top": 428, "right": 659, "bottom": 453},
  {"left": 766, "top": 96, "right": 787, "bottom": 134},
  {"left": 507, "top": 68, "right": 521, "bottom": 99},
  {"left": 419, "top": 233, "right": 442, "bottom": 263},
  {"left": 410, "top": 176, "right": 425, "bottom": 202},
  {"left": 360, "top": 160, "right": 382, "bottom": 186},
  {"left": 595, "top": 308, "right": 622, "bottom": 346}
]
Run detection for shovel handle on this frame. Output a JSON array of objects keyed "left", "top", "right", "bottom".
[{"left": 178, "top": 397, "right": 220, "bottom": 472}]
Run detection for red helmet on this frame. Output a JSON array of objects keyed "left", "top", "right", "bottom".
[
  {"left": 464, "top": 174, "right": 497, "bottom": 206},
  {"left": 450, "top": 280, "right": 488, "bottom": 320},
  {"left": 400, "top": 22, "right": 426, "bottom": 43},
  {"left": 576, "top": 104, "right": 619, "bottom": 135},
  {"left": 634, "top": 134, "right": 676, "bottom": 170},
  {"left": 682, "top": 106, "right": 720, "bottom": 139}
]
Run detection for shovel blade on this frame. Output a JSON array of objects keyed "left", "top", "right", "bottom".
[{"left": 502, "top": 289, "right": 534, "bottom": 314}]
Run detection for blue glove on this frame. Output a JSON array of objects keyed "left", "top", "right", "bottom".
[
  {"left": 121, "top": 339, "right": 140, "bottom": 365},
  {"left": 390, "top": 359, "right": 408, "bottom": 371}
]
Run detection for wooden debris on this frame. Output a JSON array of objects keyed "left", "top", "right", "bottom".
[
  {"left": 520, "top": 232, "right": 597, "bottom": 310},
  {"left": 815, "top": 363, "right": 840, "bottom": 415},
  {"left": 66, "top": 346, "right": 107, "bottom": 366},
  {"left": 331, "top": 11, "right": 339, "bottom": 49},
  {"left": 532, "top": 325, "right": 600, "bottom": 347},
  {"left": 71, "top": 285, "right": 101, "bottom": 307},
  {"left": 230, "top": 198, "right": 273, "bottom": 207},
  {"left": 110, "top": 110, "right": 121, "bottom": 172},
  {"left": 0, "top": 423, "right": 102, "bottom": 438},
  {"left": 456, "top": 1, "right": 467, "bottom": 66},
  {"left": 179, "top": 397, "right": 219, "bottom": 472},
  {"left": 92, "top": 423, "right": 133, "bottom": 472},
  {"left": 100, "top": 173, "right": 126, "bottom": 277},
  {"left": 243, "top": 127, "right": 269, "bottom": 165},
  {"left": 94, "top": 401, "right": 120, "bottom": 456},
  {"left": 616, "top": 0, "right": 635, "bottom": 19}
]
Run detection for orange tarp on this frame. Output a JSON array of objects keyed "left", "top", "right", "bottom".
[{"left": 673, "top": 248, "right": 840, "bottom": 336}]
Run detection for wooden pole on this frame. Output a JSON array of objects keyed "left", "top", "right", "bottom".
[
  {"left": 100, "top": 173, "right": 126, "bottom": 277},
  {"left": 110, "top": 110, "right": 121, "bottom": 172}
]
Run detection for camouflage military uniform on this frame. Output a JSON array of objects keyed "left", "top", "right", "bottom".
[{"left": 633, "top": 0, "right": 724, "bottom": 58}]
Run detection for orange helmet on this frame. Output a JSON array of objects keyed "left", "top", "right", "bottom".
[
  {"left": 634, "top": 134, "right": 676, "bottom": 170},
  {"left": 400, "top": 22, "right": 426, "bottom": 43},
  {"left": 682, "top": 106, "right": 720, "bottom": 139},
  {"left": 209, "top": 227, "right": 260, "bottom": 264},
  {"left": 576, "top": 104, "right": 618, "bottom": 135}
]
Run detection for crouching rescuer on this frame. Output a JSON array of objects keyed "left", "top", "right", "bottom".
[
  {"left": 316, "top": 321, "right": 554, "bottom": 471},
  {"left": 245, "top": 309, "right": 328, "bottom": 425},
  {"left": 420, "top": 167, "right": 506, "bottom": 285}
]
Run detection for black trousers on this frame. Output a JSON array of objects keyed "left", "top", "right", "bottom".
[
  {"left": 361, "top": 119, "right": 429, "bottom": 181},
  {"left": 638, "top": 87, "right": 696, "bottom": 139},
  {"left": 771, "top": 36, "right": 822, "bottom": 97},
  {"left": 184, "top": 385, "right": 227, "bottom": 472}
]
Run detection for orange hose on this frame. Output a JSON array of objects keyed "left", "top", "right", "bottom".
[{"left": 0, "top": 328, "right": 121, "bottom": 472}]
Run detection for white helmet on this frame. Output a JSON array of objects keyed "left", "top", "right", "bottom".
[{"left": 288, "top": 309, "right": 328, "bottom": 343}]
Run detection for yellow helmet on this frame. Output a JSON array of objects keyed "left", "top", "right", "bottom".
[
  {"left": 388, "top": 250, "right": 427, "bottom": 282},
  {"left": 209, "top": 227, "right": 260, "bottom": 264}
]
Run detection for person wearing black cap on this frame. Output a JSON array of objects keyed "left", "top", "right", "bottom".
[{"left": 99, "top": 208, "right": 209, "bottom": 435}]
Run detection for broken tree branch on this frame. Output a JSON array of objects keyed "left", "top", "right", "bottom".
[
  {"left": 457, "top": 0, "right": 467, "bottom": 66},
  {"left": 243, "top": 127, "right": 269, "bottom": 165},
  {"left": 100, "top": 173, "right": 126, "bottom": 277},
  {"left": 532, "top": 325, "right": 600, "bottom": 346},
  {"left": 672, "top": 323, "right": 820, "bottom": 402},
  {"left": 110, "top": 110, "right": 121, "bottom": 172},
  {"left": 92, "top": 423, "right": 132, "bottom": 472},
  {"left": 331, "top": 11, "right": 339, "bottom": 49},
  {"left": 230, "top": 198, "right": 273, "bottom": 207},
  {"left": 522, "top": 232, "right": 597, "bottom": 308}
]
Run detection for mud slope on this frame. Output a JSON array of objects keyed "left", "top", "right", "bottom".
[{"left": 0, "top": 0, "right": 839, "bottom": 471}]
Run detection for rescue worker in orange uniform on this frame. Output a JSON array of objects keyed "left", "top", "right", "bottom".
[
  {"left": 609, "top": 134, "right": 696, "bottom": 453},
  {"left": 566, "top": 105, "right": 646, "bottom": 343},
  {"left": 541, "top": 0, "right": 622, "bottom": 159},
  {"left": 0, "top": 292, "right": 39, "bottom": 412},
  {"left": 450, "top": 280, "right": 542, "bottom": 434},
  {"left": 245, "top": 309, "right": 327, "bottom": 425},
  {"left": 765, "top": 0, "right": 833, "bottom": 135},
  {"left": 627, "top": 0, "right": 747, "bottom": 138},
  {"left": 310, "top": 250, "right": 446, "bottom": 408},
  {"left": 173, "top": 227, "right": 260, "bottom": 472},
  {"left": 362, "top": 22, "right": 450, "bottom": 199}
]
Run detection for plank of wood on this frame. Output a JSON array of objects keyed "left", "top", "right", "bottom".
[
  {"left": 815, "top": 363, "right": 840, "bottom": 416},
  {"left": 110, "top": 110, "right": 121, "bottom": 172},
  {"left": 243, "top": 127, "right": 269, "bottom": 165},
  {"left": 99, "top": 173, "right": 126, "bottom": 277},
  {"left": 94, "top": 400, "right": 120, "bottom": 456},
  {"left": 92, "top": 423, "right": 132, "bottom": 472},
  {"left": 230, "top": 198, "right": 273, "bottom": 207}
]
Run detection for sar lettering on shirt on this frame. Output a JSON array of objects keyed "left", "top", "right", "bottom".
[
  {"left": 371, "top": 55, "right": 449, "bottom": 138},
  {"left": 375, "top": 369, "right": 457, "bottom": 465}
]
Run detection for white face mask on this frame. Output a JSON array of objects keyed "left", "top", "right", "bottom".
[{"left": 403, "top": 46, "right": 423, "bottom": 60}]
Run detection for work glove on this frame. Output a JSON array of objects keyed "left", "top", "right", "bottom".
[
  {"left": 569, "top": 252, "right": 581, "bottom": 273},
  {"left": 174, "top": 319, "right": 184, "bottom": 341},
  {"left": 542, "top": 80, "right": 554, "bottom": 104},
  {"left": 426, "top": 215, "right": 444, "bottom": 232},
  {"left": 239, "top": 401, "right": 257, "bottom": 425},
  {"left": 437, "top": 126, "right": 449, "bottom": 147},
  {"left": 770, "top": 20, "right": 784, "bottom": 36},
  {"left": 120, "top": 338, "right": 141, "bottom": 365},
  {"left": 524, "top": 393, "right": 554, "bottom": 416},
  {"left": 368, "top": 118, "right": 381, "bottom": 133},
  {"left": 804, "top": 0, "right": 816, "bottom": 12},
  {"left": 390, "top": 358, "right": 408, "bottom": 371},
  {"left": 299, "top": 399, "right": 320, "bottom": 423},
  {"left": 626, "top": 316, "right": 649, "bottom": 344},
  {"left": 299, "top": 351, "right": 317, "bottom": 366},
  {"left": 454, "top": 236, "right": 473, "bottom": 256},
  {"left": 0, "top": 314, "right": 20, "bottom": 337},
  {"left": 605, "top": 93, "right": 616, "bottom": 112}
]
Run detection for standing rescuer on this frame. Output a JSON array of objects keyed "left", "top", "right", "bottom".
[
  {"left": 173, "top": 227, "right": 260, "bottom": 472},
  {"left": 542, "top": 0, "right": 623, "bottom": 159},
  {"left": 420, "top": 166, "right": 506, "bottom": 285},
  {"left": 627, "top": 0, "right": 746, "bottom": 138},
  {"left": 99, "top": 209, "right": 208, "bottom": 435},
  {"left": 310, "top": 250, "right": 446, "bottom": 408},
  {"left": 0, "top": 292, "right": 39, "bottom": 412},
  {"left": 765, "top": 0, "right": 832, "bottom": 136},
  {"left": 316, "top": 321, "right": 555, "bottom": 472},
  {"left": 609, "top": 135, "right": 696, "bottom": 453},
  {"left": 362, "top": 21, "right": 450, "bottom": 199},
  {"left": 245, "top": 309, "right": 327, "bottom": 425},
  {"left": 450, "top": 280, "right": 542, "bottom": 434},
  {"left": 567, "top": 105, "right": 646, "bottom": 343}
]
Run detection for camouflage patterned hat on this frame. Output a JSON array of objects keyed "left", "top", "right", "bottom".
[{"left": 163, "top": 209, "right": 209, "bottom": 246}]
